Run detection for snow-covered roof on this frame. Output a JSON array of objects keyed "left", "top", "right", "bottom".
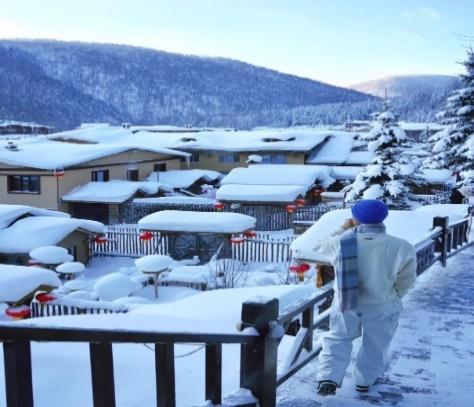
[
  {"left": 306, "top": 134, "right": 355, "bottom": 165},
  {"left": 146, "top": 169, "right": 222, "bottom": 188},
  {"left": 221, "top": 166, "right": 325, "bottom": 187},
  {"left": 344, "top": 151, "right": 374, "bottom": 165},
  {"left": 0, "top": 204, "right": 69, "bottom": 229},
  {"left": 421, "top": 169, "right": 456, "bottom": 184},
  {"left": 51, "top": 126, "right": 335, "bottom": 153},
  {"left": 0, "top": 216, "right": 104, "bottom": 254},
  {"left": 0, "top": 265, "right": 61, "bottom": 303},
  {"left": 399, "top": 122, "right": 444, "bottom": 132},
  {"left": 0, "top": 135, "right": 189, "bottom": 170},
  {"left": 330, "top": 166, "right": 363, "bottom": 180},
  {"left": 62, "top": 180, "right": 172, "bottom": 203},
  {"left": 217, "top": 184, "right": 307, "bottom": 203},
  {"left": 133, "top": 196, "right": 215, "bottom": 205},
  {"left": 138, "top": 210, "right": 256, "bottom": 234},
  {"left": 291, "top": 206, "right": 470, "bottom": 262}
]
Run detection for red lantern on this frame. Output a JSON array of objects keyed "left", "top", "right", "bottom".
[
  {"left": 230, "top": 236, "right": 245, "bottom": 244},
  {"left": 214, "top": 201, "right": 225, "bottom": 212},
  {"left": 243, "top": 230, "right": 257, "bottom": 238},
  {"left": 35, "top": 292, "right": 57, "bottom": 304},
  {"left": 5, "top": 305, "right": 31, "bottom": 320},
  {"left": 286, "top": 204, "right": 297, "bottom": 213},
  {"left": 93, "top": 235, "right": 108, "bottom": 244},
  {"left": 296, "top": 198, "right": 306, "bottom": 207},
  {"left": 139, "top": 231, "right": 154, "bottom": 241},
  {"left": 290, "top": 263, "right": 311, "bottom": 282}
]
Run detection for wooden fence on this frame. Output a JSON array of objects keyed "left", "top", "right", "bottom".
[
  {"left": 90, "top": 225, "right": 169, "bottom": 257},
  {"left": 1, "top": 216, "right": 472, "bottom": 407}
]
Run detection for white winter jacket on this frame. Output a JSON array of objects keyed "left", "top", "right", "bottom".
[{"left": 312, "top": 226, "right": 417, "bottom": 310}]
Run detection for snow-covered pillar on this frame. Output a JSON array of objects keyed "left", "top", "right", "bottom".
[{"left": 239, "top": 297, "right": 279, "bottom": 407}]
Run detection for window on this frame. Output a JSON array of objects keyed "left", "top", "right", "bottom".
[
  {"left": 91, "top": 170, "right": 109, "bottom": 182},
  {"left": 127, "top": 168, "right": 139, "bottom": 181},
  {"left": 218, "top": 153, "right": 240, "bottom": 163},
  {"left": 7, "top": 175, "right": 40, "bottom": 194},
  {"left": 261, "top": 154, "right": 288, "bottom": 164},
  {"left": 153, "top": 163, "right": 167, "bottom": 172},
  {"left": 181, "top": 152, "right": 200, "bottom": 163}
]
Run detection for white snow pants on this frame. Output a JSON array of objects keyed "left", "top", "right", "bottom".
[{"left": 317, "top": 304, "right": 400, "bottom": 387}]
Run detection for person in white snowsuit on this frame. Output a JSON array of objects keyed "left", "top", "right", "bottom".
[{"left": 313, "top": 199, "right": 417, "bottom": 396}]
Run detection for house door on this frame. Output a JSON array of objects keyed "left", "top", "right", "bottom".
[{"left": 71, "top": 203, "right": 109, "bottom": 224}]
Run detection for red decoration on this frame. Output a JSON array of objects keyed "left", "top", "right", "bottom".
[
  {"left": 286, "top": 204, "right": 297, "bottom": 213},
  {"left": 296, "top": 198, "right": 306, "bottom": 207},
  {"left": 54, "top": 167, "right": 65, "bottom": 177},
  {"left": 214, "top": 201, "right": 225, "bottom": 211},
  {"left": 312, "top": 187, "right": 325, "bottom": 197},
  {"left": 243, "top": 230, "right": 257, "bottom": 238},
  {"left": 290, "top": 262, "right": 311, "bottom": 282},
  {"left": 139, "top": 231, "right": 154, "bottom": 241},
  {"left": 230, "top": 236, "right": 245, "bottom": 244},
  {"left": 28, "top": 259, "right": 42, "bottom": 267},
  {"left": 93, "top": 235, "right": 108, "bottom": 244},
  {"left": 5, "top": 305, "right": 31, "bottom": 320},
  {"left": 35, "top": 292, "right": 57, "bottom": 304}
]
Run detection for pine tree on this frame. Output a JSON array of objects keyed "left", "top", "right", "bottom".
[
  {"left": 425, "top": 48, "right": 474, "bottom": 197},
  {"left": 344, "top": 111, "right": 425, "bottom": 209}
]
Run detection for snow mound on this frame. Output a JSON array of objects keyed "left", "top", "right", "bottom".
[
  {"left": 93, "top": 273, "right": 141, "bottom": 301},
  {"left": 29, "top": 246, "right": 73, "bottom": 265},
  {"left": 56, "top": 262, "right": 85, "bottom": 275},
  {"left": 138, "top": 210, "right": 256, "bottom": 234},
  {"left": 135, "top": 255, "right": 174, "bottom": 272}
]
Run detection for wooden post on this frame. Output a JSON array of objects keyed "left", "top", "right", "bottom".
[
  {"left": 155, "top": 343, "right": 176, "bottom": 407},
  {"left": 205, "top": 344, "right": 222, "bottom": 405},
  {"left": 433, "top": 216, "right": 449, "bottom": 267},
  {"left": 240, "top": 297, "right": 279, "bottom": 407},
  {"left": 3, "top": 340, "right": 34, "bottom": 407},
  {"left": 89, "top": 342, "right": 116, "bottom": 407}
]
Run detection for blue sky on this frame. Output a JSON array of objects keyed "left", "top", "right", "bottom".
[{"left": 0, "top": 0, "right": 472, "bottom": 85}]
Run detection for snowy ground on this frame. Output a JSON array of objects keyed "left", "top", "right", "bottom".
[{"left": 278, "top": 245, "right": 474, "bottom": 407}]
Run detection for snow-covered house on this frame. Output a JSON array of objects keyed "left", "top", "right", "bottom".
[
  {"left": 0, "top": 136, "right": 189, "bottom": 216},
  {"left": 216, "top": 165, "right": 338, "bottom": 204},
  {"left": 0, "top": 204, "right": 104, "bottom": 265},
  {"left": 146, "top": 169, "right": 223, "bottom": 194},
  {"left": 51, "top": 125, "right": 348, "bottom": 172},
  {"left": 0, "top": 120, "right": 54, "bottom": 136},
  {"left": 399, "top": 122, "right": 444, "bottom": 142}
]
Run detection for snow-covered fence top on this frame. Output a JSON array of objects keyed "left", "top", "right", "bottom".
[
  {"left": 138, "top": 210, "right": 256, "bottom": 234},
  {"left": 291, "top": 204, "right": 471, "bottom": 262}
]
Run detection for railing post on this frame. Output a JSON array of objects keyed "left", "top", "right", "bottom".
[
  {"left": 89, "top": 342, "right": 116, "bottom": 407},
  {"left": 239, "top": 297, "right": 279, "bottom": 407},
  {"left": 3, "top": 340, "right": 34, "bottom": 407},
  {"left": 155, "top": 343, "right": 176, "bottom": 407},
  {"left": 433, "top": 216, "right": 449, "bottom": 267},
  {"left": 205, "top": 344, "right": 222, "bottom": 405}
]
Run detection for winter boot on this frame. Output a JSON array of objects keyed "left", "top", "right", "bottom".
[
  {"left": 356, "top": 384, "right": 370, "bottom": 393},
  {"left": 317, "top": 380, "right": 337, "bottom": 396}
]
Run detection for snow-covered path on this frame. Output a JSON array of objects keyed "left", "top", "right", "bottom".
[{"left": 278, "top": 245, "right": 474, "bottom": 407}]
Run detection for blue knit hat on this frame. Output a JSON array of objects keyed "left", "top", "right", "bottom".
[{"left": 351, "top": 199, "right": 388, "bottom": 224}]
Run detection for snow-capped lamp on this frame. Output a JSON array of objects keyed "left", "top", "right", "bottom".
[
  {"left": 230, "top": 236, "right": 245, "bottom": 244},
  {"left": 93, "top": 235, "right": 108, "bottom": 244},
  {"left": 139, "top": 231, "right": 154, "bottom": 241},
  {"left": 35, "top": 292, "right": 57, "bottom": 304},
  {"left": 286, "top": 204, "right": 297, "bottom": 213},
  {"left": 290, "top": 262, "right": 311, "bottom": 282},
  {"left": 295, "top": 198, "right": 306, "bottom": 207},
  {"left": 214, "top": 201, "right": 225, "bottom": 211},
  {"left": 5, "top": 305, "right": 31, "bottom": 320},
  {"left": 243, "top": 230, "right": 257, "bottom": 238}
]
